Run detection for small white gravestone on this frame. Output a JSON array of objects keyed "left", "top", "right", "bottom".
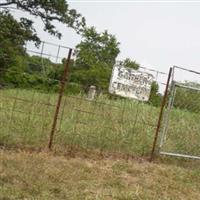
[
  {"left": 109, "top": 65, "right": 154, "bottom": 101},
  {"left": 87, "top": 85, "right": 96, "bottom": 100}
]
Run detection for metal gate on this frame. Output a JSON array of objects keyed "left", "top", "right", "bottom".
[{"left": 159, "top": 66, "right": 200, "bottom": 160}]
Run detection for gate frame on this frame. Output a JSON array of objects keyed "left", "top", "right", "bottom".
[
  {"left": 150, "top": 67, "right": 173, "bottom": 161},
  {"left": 158, "top": 65, "right": 200, "bottom": 160}
]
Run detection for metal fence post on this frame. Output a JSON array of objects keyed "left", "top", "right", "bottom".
[
  {"left": 150, "top": 67, "right": 173, "bottom": 161},
  {"left": 48, "top": 48, "right": 73, "bottom": 150}
]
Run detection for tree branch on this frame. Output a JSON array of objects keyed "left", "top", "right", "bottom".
[{"left": 0, "top": 2, "right": 15, "bottom": 7}]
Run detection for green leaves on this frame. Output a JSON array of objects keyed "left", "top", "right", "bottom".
[
  {"left": 75, "top": 27, "right": 120, "bottom": 69},
  {"left": 73, "top": 27, "right": 120, "bottom": 90},
  {"left": 0, "top": 11, "right": 40, "bottom": 46},
  {"left": 120, "top": 58, "right": 140, "bottom": 70},
  {"left": 0, "top": 0, "right": 86, "bottom": 37},
  {"left": 149, "top": 81, "right": 162, "bottom": 107},
  {"left": 0, "top": 11, "right": 38, "bottom": 78},
  {"left": 174, "top": 82, "right": 200, "bottom": 113},
  {"left": 0, "top": 0, "right": 85, "bottom": 82}
]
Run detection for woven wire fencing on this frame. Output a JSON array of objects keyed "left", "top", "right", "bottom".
[
  {"left": 0, "top": 41, "right": 72, "bottom": 149},
  {"left": 159, "top": 66, "right": 200, "bottom": 160},
  {"left": 54, "top": 67, "right": 169, "bottom": 157},
  {"left": 0, "top": 40, "right": 170, "bottom": 157}
]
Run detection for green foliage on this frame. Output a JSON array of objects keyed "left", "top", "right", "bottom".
[
  {"left": 75, "top": 27, "right": 120, "bottom": 68},
  {"left": 120, "top": 58, "right": 140, "bottom": 70},
  {"left": 0, "top": 11, "right": 40, "bottom": 46},
  {"left": 0, "top": 2, "right": 121, "bottom": 94},
  {"left": 70, "top": 64, "right": 112, "bottom": 91},
  {"left": 149, "top": 81, "right": 162, "bottom": 107},
  {"left": 0, "top": 0, "right": 86, "bottom": 37},
  {"left": 1, "top": 53, "right": 27, "bottom": 86},
  {"left": 0, "top": 0, "right": 85, "bottom": 85},
  {"left": 0, "top": 1, "right": 152, "bottom": 99},
  {"left": 65, "top": 82, "right": 83, "bottom": 94},
  {"left": 173, "top": 82, "right": 200, "bottom": 113},
  {"left": 26, "top": 56, "right": 52, "bottom": 74},
  {"left": 73, "top": 27, "right": 120, "bottom": 90},
  {"left": 0, "top": 11, "right": 39, "bottom": 77}
]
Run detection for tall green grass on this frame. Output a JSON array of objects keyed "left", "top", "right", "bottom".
[
  {"left": 161, "top": 108, "right": 200, "bottom": 157},
  {"left": 0, "top": 89, "right": 199, "bottom": 157}
]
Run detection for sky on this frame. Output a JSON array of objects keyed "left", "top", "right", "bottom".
[
  {"left": 6, "top": 0, "right": 200, "bottom": 84},
  {"left": 67, "top": 1, "right": 200, "bottom": 73}
]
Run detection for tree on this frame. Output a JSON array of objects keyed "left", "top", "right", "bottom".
[
  {"left": 72, "top": 27, "right": 120, "bottom": 90},
  {"left": 120, "top": 58, "right": 140, "bottom": 70},
  {"left": 148, "top": 81, "right": 162, "bottom": 107},
  {"left": 0, "top": 1, "right": 85, "bottom": 84},
  {"left": 173, "top": 82, "right": 200, "bottom": 113},
  {"left": 70, "top": 63, "right": 112, "bottom": 91},
  {"left": 0, "top": 11, "right": 39, "bottom": 80},
  {"left": 75, "top": 27, "right": 120, "bottom": 69},
  {"left": 0, "top": 0, "right": 86, "bottom": 39}
]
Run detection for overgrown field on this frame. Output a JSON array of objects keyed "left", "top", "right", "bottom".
[
  {"left": 0, "top": 149, "right": 200, "bottom": 200},
  {"left": 0, "top": 88, "right": 200, "bottom": 157}
]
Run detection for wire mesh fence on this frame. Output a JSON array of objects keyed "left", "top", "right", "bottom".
[
  {"left": 0, "top": 40, "right": 172, "bottom": 158},
  {"left": 0, "top": 41, "right": 72, "bottom": 149},
  {"left": 159, "top": 66, "right": 200, "bottom": 160},
  {"left": 53, "top": 66, "right": 169, "bottom": 157}
]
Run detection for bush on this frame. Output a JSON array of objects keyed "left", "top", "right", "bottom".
[{"left": 174, "top": 83, "right": 200, "bottom": 113}]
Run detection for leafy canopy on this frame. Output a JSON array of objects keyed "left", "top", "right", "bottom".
[
  {"left": 0, "top": 10, "right": 39, "bottom": 76},
  {"left": 120, "top": 58, "right": 140, "bottom": 70},
  {"left": 174, "top": 82, "right": 200, "bottom": 113},
  {"left": 0, "top": 0, "right": 85, "bottom": 79},
  {"left": 71, "top": 27, "right": 120, "bottom": 90},
  {"left": 75, "top": 27, "right": 120, "bottom": 69},
  {"left": 0, "top": 0, "right": 86, "bottom": 41}
]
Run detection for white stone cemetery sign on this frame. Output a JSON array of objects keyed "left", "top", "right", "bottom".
[{"left": 109, "top": 65, "right": 154, "bottom": 101}]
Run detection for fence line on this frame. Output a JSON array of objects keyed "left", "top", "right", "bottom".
[{"left": 3, "top": 40, "right": 192, "bottom": 160}]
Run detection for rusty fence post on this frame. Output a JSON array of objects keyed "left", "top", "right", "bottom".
[
  {"left": 48, "top": 48, "right": 73, "bottom": 150},
  {"left": 150, "top": 67, "right": 173, "bottom": 161}
]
